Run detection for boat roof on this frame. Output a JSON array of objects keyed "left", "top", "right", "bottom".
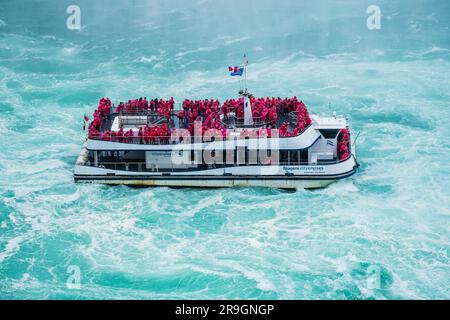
[{"left": 311, "top": 115, "right": 347, "bottom": 129}]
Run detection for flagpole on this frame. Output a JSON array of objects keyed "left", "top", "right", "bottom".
[
  {"left": 241, "top": 54, "right": 254, "bottom": 126},
  {"left": 243, "top": 54, "right": 248, "bottom": 93}
]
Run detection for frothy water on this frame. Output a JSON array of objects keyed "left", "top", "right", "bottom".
[{"left": 0, "top": 0, "right": 449, "bottom": 299}]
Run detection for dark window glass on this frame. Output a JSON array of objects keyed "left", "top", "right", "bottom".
[
  {"left": 280, "top": 151, "right": 289, "bottom": 163},
  {"left": 318, "top": 129, "right": 340, "bottom": 139},
  {"left": 290, "top": 151, "right": 299, "bottom": 164},
  {"left": 300, "top": 150, "right": 308, "bottom": 163}
]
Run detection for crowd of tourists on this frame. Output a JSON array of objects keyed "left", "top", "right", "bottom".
[
  {"left": 337, "top": 128, "right": 350, "bottom": 160},
  {"left": 115, "top": 97, "right": 175, "bottom": 118},
  {"left": 88, "top": 96, "right": 313, "bottom": 143}
]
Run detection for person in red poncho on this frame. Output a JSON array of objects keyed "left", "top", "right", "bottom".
[
  {"left": 278, "top": 122, "right": 288, "bottom": 137},
  {"left": 143, "top": 97, "right": 148, "bottom": 110},
  {"left": 137, "top": 97, "right": 144, "bottom": 112},
  {"left": 160, "top": 123, "right": 169, "bottom": 144},
  {"left": 117, "top": 127, "right": 124, "bottom": 143},
  {"left": 269, "top": 109, "right": 277, "bottom": 127},
  {"left": 92, "top": 114, "right": 102, "bottom": 129},
  {"left": 143, "top": 126, "right": 150, "bottom": 144},
  {"left": 337, "top": 129, "right": 350, "bottom": 160},
  {"left": 138, "top": 127, "right": 143, "bottom": 144},
  {"left": 152, "top": 125, "right": 160, "bottom": 144},
  {"left": 178, "top": 109, "right": 185, "bottom": 121},
  {"left": 110, "top": 130, "right": 117, "bottom": 142},
  {"left": 127, "top": 128, "right": 134, "bottom": 143},
  {"left": 88, "top": 127, "right": 100, "bottom": 139},
  {"left": 116, "top": 102, "right": 124, "bottom": 113},
  {"left": 102, "top": 130, "right": 111, "bottom": 141}
]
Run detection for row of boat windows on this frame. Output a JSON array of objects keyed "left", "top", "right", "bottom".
[
  {"left": 186, "top": 149, "right": 310, "bottom": 165},
  {"left": 89, "top": 149, "right": 311, "bottom": 166}
]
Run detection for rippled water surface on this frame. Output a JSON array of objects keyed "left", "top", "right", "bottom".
[{"left": 0, "top": 0, "right": 449, "bottom": 299}]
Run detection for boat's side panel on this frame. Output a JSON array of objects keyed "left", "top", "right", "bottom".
[{"left": 74, "top": 176, "right": 336, "bottom": 189}]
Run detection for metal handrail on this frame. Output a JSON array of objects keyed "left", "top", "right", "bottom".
[{"left": 88, "top": 124, "right": 314, "bottom": 144}]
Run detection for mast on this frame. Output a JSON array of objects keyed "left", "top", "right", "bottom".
[
  {"left": 241, "top": 54, "right": 253, "bottom": 126},
  {"left": 243, "top": 54, "right": 248, "bottom": 92}
]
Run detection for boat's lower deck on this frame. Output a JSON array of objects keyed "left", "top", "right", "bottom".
[{"left": 74, "top": 157, "right": 358, "bottom": 189}]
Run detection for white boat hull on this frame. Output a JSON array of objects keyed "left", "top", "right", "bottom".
[
  {"left": 74, "top": 177, "right": 337, "bottom": 189},
  {"left": 74, "top": 156, "right": 358, "bottom": 189}
]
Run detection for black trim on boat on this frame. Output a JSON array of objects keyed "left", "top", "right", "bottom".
[{"left": 74, "top": 167, "right": 358, "bottom": 183}]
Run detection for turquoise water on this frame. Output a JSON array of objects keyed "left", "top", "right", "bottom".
[{"left": 1, "top": 0, "right": 449, "bottom": 299}]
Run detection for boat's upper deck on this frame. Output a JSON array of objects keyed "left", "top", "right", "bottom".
[{"left": 86, "top": 96, "right": 347, "bottom": 145}]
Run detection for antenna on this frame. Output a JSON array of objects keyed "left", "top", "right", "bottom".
[
  {"left": 243, "top": 53, "right": 248, "bottom": 92},
  {"left": 240, "top": 54, "right": 253, "bottom": 126}
]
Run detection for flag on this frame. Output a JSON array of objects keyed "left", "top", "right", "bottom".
[
  {"left": 326, "top": 140, "right": 334, "bottom": 146},
  {"left": 230, "top": 67, "right": 244, "bottom": 76}
]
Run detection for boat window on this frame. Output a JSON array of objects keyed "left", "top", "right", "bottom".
[
  {"left": 289, "top": 151, "right": 299, "bottom": 165},
  {"left": 280, "top": 151, "right": 289, "bottom": 163},
  {"left": 300, "top": 150, "right": 308, "bottom": 163},
  {"left": 318, "top": 129, "right": 340, "bottom": 139},
  {"left": 123, "top": 150, "right": 145, "bottom": 161}
]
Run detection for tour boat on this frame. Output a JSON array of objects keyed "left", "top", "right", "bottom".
[{"left": 74, "top": 62, "right": 359, "bottom": 189}]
